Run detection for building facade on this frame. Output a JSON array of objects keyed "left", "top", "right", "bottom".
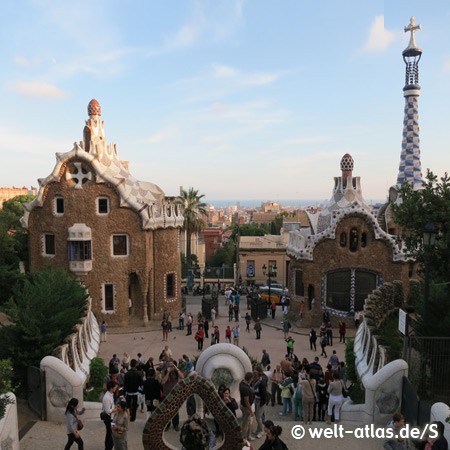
[
  {"left": 287, "top": 155, "right": 414, "bottom": 326},
  {"left": 21, "top": 100, "right": 184, "bottom": 326}
]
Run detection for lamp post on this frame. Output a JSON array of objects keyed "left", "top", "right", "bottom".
[
  {"left": 202, "top": 265, "right": 210, "bottom": 299},
  {"left": 423, "top": 222, "right": 437, "bottom": 326},
  {"left": 262, "top": 262, "right": 277, "bottom": 305}
]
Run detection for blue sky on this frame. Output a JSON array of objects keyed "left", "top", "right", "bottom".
[{"left": 1, "top": 1, "right": 449, "bottom": 203}]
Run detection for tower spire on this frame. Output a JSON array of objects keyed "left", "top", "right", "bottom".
[{"left": 396, "top": 17, "right": 423, "bottom": 189}]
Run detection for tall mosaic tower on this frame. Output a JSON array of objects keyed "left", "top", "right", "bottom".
[{"left": 396, "top": 17, "right": 423, "bottom": 190}]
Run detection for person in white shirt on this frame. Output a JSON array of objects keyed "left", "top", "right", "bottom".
[{"left": 102, "top": 380, "right": 117, "bottom": 450}]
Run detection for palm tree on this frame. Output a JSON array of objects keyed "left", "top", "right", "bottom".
[{"left": 175, "top": 188, "right": 207, "bottom": 264}]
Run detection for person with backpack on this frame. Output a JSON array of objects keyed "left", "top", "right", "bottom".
[
  {"left": 279, "top": 375, "right": 293, "bottom": 416},
  {"left": 252, "top": 367, "right": 268, "bottom": 439}
]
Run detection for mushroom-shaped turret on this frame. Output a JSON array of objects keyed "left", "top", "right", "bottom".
[
  {"left": 87, "top": 99, "right": 101, "bottom": 117},
  {"left": 340, "top": 153, "right": 353, "bottom": 188}
]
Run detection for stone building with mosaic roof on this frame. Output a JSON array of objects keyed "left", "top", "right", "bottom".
[
  {"left": 286, "top": 18, "right": 424, "bottom": 326},
  {"left": 287, "top": 154, "right": 414, "bottom": 326},
  {"left": 21, "top": 99, "right": 184, "bottom": 326}
]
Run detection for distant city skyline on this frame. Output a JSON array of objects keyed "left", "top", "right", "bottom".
[{"left": 1, "top": 1, "right": 449, "bottom": 200}]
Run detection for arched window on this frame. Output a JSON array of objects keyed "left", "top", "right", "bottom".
[
  {"left": 361, "top": 232, "right": 367, "bottom": 248},
  {"left": 349, "top": 228, "right": 358, "bottom": 252},
  {"left": 340, "top": 232, "right": 347, "bottom": 247}
]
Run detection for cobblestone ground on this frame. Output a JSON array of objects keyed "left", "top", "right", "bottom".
[{"left": 19, "top": 295, "right": 382, "bottom": 449}]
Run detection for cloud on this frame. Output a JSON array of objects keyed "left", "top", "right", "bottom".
[
  {"left": 284, "top": 137, "right": 331, "bottom": 145},
  {"left": 444, "top": 58, "right": 450, "bottom": 72},
  {"left": 147, "top": 0, "right": 245, "bottom": 56},
  {"left": 0, "top": 126, "right": 70, "bottom": 155},
  {"left": 9, "top": 81, "right": 71, "bottom": 99},
  {"left": 210, "top": 101, "right": 228, "bottom": 112},
  {"left": 363, "top": 15, "right": 395, "bottom": 52},
  {"left": 13, "top": 56, "right": 42, "bottom": 68},
  {"left": 242, "top": 72, "right": 280, "bottom": 86},
  {"left": 144, "top": 127, "right": 177, "bottom": 144},
  {"left": 213, "top": 64, "right": 238, "bottom": 78}
]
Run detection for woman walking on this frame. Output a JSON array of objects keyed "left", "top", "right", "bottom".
[
  {"left": 309, "top": 328, "right": 317, "bottom": 351},
  {"left": 300, "top": 373, "right": 316, "bottom": 425},
  {"left": 327, "top": 372, "right": 344, "bottom": 424},
  {"left": 111, "top": 400, "right": 129, "bottom": 450},
  {"left": 254, "top": 318, "right": 262, "bottom": 339},
  {"left": 161, "top": 319, "right": 169, "bottom": 341},
  {"left": 64, "top": 398, "right": 85, "bottom": 450}
]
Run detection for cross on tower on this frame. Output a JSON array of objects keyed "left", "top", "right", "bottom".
[{"left": 404, "top": 16, "right": 421, "bottom": 48}]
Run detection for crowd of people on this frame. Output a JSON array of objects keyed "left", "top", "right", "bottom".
[{"left": 65, "top": 288, "right": 442, "bottom": 450}]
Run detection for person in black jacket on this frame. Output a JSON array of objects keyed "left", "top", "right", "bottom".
[
  {"left": 417, "top": 421, "right": 448, "bottom": 450},
  {"left": 258, "top": 423, "right": 288, "bottom": 450},
  {"left": 142, "top": 369, "right": 162, "bottom": 420},
  {"left": 124, "top": 359, "right": 143, "bottom": 422}
]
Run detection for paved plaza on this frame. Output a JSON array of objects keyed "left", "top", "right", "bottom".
[{"left": 19, "top": 295, "right": 384, "bottom": 449}]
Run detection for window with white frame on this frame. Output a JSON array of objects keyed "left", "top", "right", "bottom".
[
  {"left": 104, "top": 284, "right": 115, "bottom": 311},
  {"left": 166, "top": 273, "right": 175, "bottom": 298},
  {"left": 112, "top": 234, "right": 129, "bottom": 256},
  {"left": 97, "top": 196, "right": 110, "bottom": 215},
  {"left": 54, "top": 196, "right": 65, "bottom": 215},
  {"left": 44, "top": 234, "right": 55, "bottom": 255},
  {"left": 68, "top": 241, "right": 92, "bottom": 260}
]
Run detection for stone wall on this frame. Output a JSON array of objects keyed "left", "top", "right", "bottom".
[
  {"left": 27, "top": 160, "right": 182, "bottom": 326},
  {"left": 288, "top": 215, "right": 411, "bottom": 328},
  {"left": 0, "top": 394, "right": 19, "bottom": 450}
]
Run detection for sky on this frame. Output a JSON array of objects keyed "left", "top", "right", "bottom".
[{"left": 1, "top": 0, "right": 450, "bottom": 204}]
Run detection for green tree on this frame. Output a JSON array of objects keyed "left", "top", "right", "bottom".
[
  {"left": 0, "top": 195, "right": 35, "bottom": 265},
  {"left": 0, "top": 359, "right": 15, "bottom": 420},
  {"left": 0, "top": 265, "right": 24, "bottom": 306},
  {"left": 0, "top": 267, "right": 88, "bottom": 387},
  {"left": 209, "top": 239, "right": 236, "bottom": 268},
  {"left": 393, "top": 170, "right": 450, "bottom": 289},
  {"left": 175, "top": 188, "right": 207, "bottom": 264},
  {"left": 230, "top": 224, "right": 266, "bottom": 241}
]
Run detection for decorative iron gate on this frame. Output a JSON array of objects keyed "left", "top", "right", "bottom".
[
  {"left": 401, "top": 376, "right": 430, "bottom": 427},
  {"left": 403, "top": 335, "right": 450, "bottom": 404},
  {"left": 27, "top": 366, "right": 46, "bottom": 420}
]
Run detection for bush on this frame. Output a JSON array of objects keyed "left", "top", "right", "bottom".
[
  {"left": 84, "top": 358, "right": 108, "bottom": 402},
  {"left": 344, "top": 338, "right": 365, "bottom": 404},
  {"left": 0, "top": 359, "right": 15, "bottom": 420},
  {"left": 345, "top": 339, "right": 357, "bottom": 384}
]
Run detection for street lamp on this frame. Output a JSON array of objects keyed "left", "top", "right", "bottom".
[
  {"left": 423, "top": 222, "right": 437, "bottom": 325},
  {"left": 203, "top": 265, "right": 210, "bottom": 299},
  {"left": 262, "top": 263, "right": 277, "bottom": 306}
]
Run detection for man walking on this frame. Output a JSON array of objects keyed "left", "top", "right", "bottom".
[
  {"left": 124, "top": 359, "right": 143, "bottom": 422},
  {"left": 270, "top": 365, "right": 284, "bottom": 406},
  {"left": 162, "top": 359, "right": 184, "bottom": 431},
  {"left": 239, "top": 372, "right": 255, "bottom": 442},
  {"left": 232, "top": 324, "right": 240, "bottom": 346},
  {"left": 102, "top": 380, "right": 117, "bottom": 450}
]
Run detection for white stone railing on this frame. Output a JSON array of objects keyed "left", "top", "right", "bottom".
[
  {"left": 341, "top": 316, "right": 408, "bottom": 425},
  {"left": 54, "top": 298, "right": 100, "bottom": 384},
  {"left": 39, "top": 297, "right": 101, "bottom": 421},
  {"left": 0, "top": 393, "right": 19, "bottom": 450},
  {"left": 430, "top": 403, "right": 450, "bottom": 444}
]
